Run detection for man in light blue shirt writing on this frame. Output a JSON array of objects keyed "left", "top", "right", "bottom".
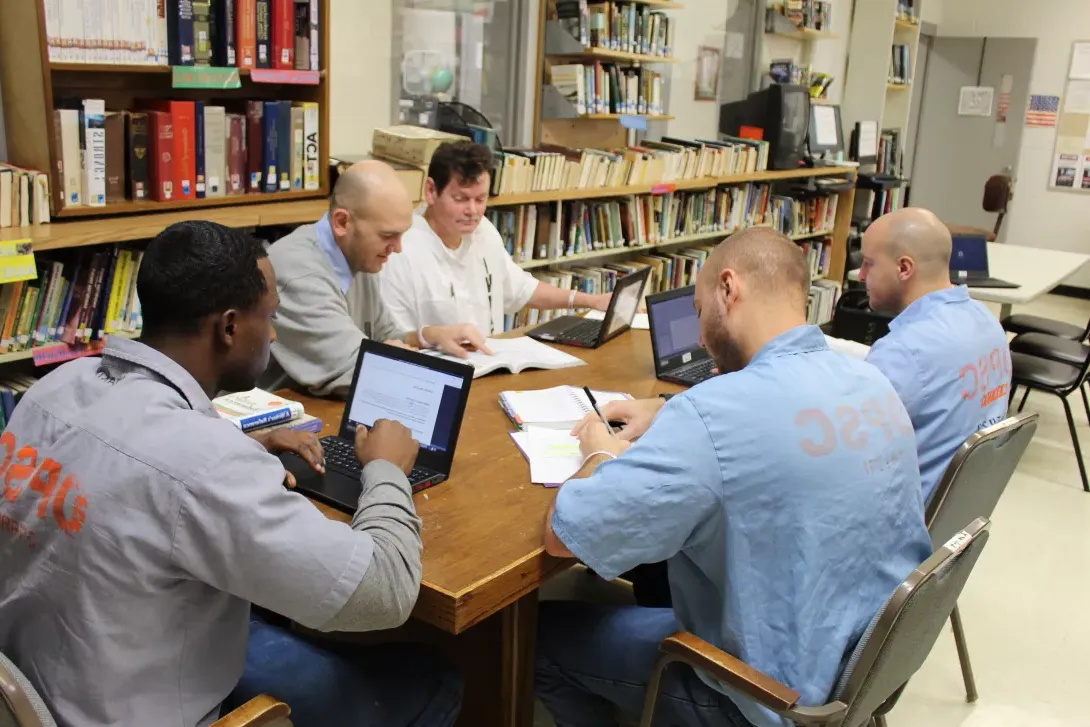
[
  {"left": 536, "top": 228, "right": 932, "bottom": 727},
  {"left": 860, "top": 208, "right": 1012, "bottom": 504}
]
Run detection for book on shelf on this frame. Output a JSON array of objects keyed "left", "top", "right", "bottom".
[
  {"left": 0, "top": 376, "right": 41, "bottom": 431},
  {"left": 889, "top": 44, "right": 912, "bottom": 84},
  {"left": 52, "top": 97, "right": 319, "bottom": 209},
  {"left": 896, "top": 0, "right": 917, "bottom": 21},
  {"left": 877, "top": 129, "right": 902, "bottom": 176},
  {"left": 585, "top": 2, "right": 673, "bottom": 57},
  {"left": 41, "top": 0, "right": 318, "bottom": 69},
  {"left": 0, "top": 247, "right": 143, "bottom": 355},
  {"left": 550, "top": 62, "right": 664, "bottom": 116},
  {"left": 767, "top": 1, "right": 831, "bottom": 32},
  {"left": 213, "top": 387, "right": 305, "bottom": 431},
  {"left": 0, "top": 164, "right": 51, "bottom": 228},
  {"left": 808, "top": 279, "right": 840, "bottom": 325},
  {"left": 767, "top": 193, "right": 838, "bottom": 237},
  {"left": 554, "top": 0, "right": 590, "bottom": 48},
  {"left": 797, "top": 237, "right": 833, "bottom": 279}
]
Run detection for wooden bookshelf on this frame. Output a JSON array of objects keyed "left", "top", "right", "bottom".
[
  {"left": 768, "top": 28, "right": 840, "bottom": 41},
  {"left": 0, "top": 331, "right": 139, "bottom": 366},
  {"left": 886, "top": 83, "right": 911, "bottom": 91},
  {"left": 0, "top": 0, "right": 332, "bottom": 221},
  {"left": 578, "top": 114, "right": 675, "bottom": 121},
  {"left": 894, "top": 18, "right": 920, "bottom": 31},
  {"left": 547, "top": 47, "right": 679, "bottom": 64}
]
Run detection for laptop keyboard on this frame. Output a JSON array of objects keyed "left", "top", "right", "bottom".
[
  {"left": 321, "top": 436, "right": 436, "bottom": 486},
  {"left": 672, "top": 358, "right": 716, "bottom": 384},
  {"left": 560, "top": 318, "right": 602, "bottom": 346}
]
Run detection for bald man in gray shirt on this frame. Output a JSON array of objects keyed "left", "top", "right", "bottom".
[{"left": 0, "top": 222, "right": 461, "bottom": 727}]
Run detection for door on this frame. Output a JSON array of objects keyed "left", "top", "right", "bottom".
[{"left": 910, "top": 37, "right": 1036, "bottom": 241}]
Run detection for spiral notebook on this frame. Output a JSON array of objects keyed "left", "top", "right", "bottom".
[{"left": 499, "top": 385, "right": 632, "bottom": 430}]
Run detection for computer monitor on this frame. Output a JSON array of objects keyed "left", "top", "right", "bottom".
[
  {"left": 719, "top": 84, "right": 811, "bottom": 170},
  {"left": 807, "top": 104, "right": 844, "bottom": 157}
]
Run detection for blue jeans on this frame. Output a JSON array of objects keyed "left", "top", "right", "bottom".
[
  {"left": 224, "top": 618, "right": 462, "bottom": 727},
  {"left": 536, "top": 601, "right": 753, "bottom": 727}
]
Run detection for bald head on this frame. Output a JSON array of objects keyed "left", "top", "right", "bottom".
[
  {"left": 867, "top": 207, "right": 952, "bottom": 277},
  {"left": 861, "top": 207, "right": 953, "bottom": 314},
  {"left": 330, "top": 159, "right": 412, "bottom": 218},
  {"left": 327, "top": 159, "right": 414, "bottom": 274},
  {"left": 702, "top": 227, "right": 810, "bottom": 308}
]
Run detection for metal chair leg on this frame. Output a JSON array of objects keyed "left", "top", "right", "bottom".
[
  {"left": 1018, "top": 387, "right": 1031, "bottom": 413},
  {"left": 1009, "top": 384, "right": 1019, "bottom": 412},
  {"left": 950, "top": 606, "right": 978, "bottom": 703},
  {"left": 1081, "top": 383, "right": 1090, "bottom": 426},
  {"left": 1061, "top": 395, "right": 1090, "bottom": 492}
]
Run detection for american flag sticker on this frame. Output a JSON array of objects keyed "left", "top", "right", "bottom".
[{"left": 1026, "top": 95, "right": 1060, "bottom": 127}]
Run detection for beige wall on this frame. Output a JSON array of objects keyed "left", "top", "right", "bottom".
[
  {"left": 664, "top": 0, "right": 733, "bottom": 139},
  {"left": 328, "top": 0, "right": 394, "bottom": 156},
  {"left": 940, "top": 0, "right": 1090, "bottom": 287}
]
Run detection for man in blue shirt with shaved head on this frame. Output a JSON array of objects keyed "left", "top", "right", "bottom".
[
  {"left": 860, "top": 208, "right": 1011, "bottom": 504},
  {"left": 535, "top": 228, "right": 932, "bottom": 727}
]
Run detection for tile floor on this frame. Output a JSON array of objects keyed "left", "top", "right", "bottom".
[{"left": 534, "top": 293, "right": 1090, "bottom": 727}]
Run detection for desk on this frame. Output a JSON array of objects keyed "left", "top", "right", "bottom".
[
  {"left": 847, "top": 243, "right": 1090, "bottom": 318},
  {"left": 284, "top": 330, "right": 679, "bottom": 727}
]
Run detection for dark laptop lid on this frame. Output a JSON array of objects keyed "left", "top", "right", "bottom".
[
  {"left": 337, "top": 340, "right": 474, "bottom": 474},
  {"left": 950, "top": 234, "right": 990, "bottom": 275},
  {"left": 647, "top": 285, "right": 710, "bottom": 374},
  {"left": 595, "top": 266, "right": 652, "bottom": 345}
]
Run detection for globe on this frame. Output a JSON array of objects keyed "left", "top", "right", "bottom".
[{"left": 430, "top": 67, "right": 454, "bottom": 93}]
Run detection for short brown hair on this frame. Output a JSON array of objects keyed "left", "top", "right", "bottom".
[{"left": 428, "top": 141, "right": 493, "bottom": 193}]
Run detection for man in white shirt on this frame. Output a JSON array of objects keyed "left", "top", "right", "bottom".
[{"left": 381, "top": 141, "right": 612, "bottom": 337}]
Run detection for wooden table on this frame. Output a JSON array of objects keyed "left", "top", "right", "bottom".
[{"left": 284, "top": 330, "right": 679, "bottom": 727}]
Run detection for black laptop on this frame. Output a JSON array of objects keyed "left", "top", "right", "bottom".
[
  {"left": 281, "top": 340, "right": 474, "bottom": 513},
  {"left": 528, "top": 267, "right": 651, "bottom": 348},
  {"left": 949, "top": 234, "right": 1019, "bottom": 289},
  {"left": 646, "top": 286, "right": 717, "bottom": 386}
]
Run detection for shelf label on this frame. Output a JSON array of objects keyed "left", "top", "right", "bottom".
[
  {"left": 31, "top": 340, "right": 106, "bottom": 367},
  {"left": 619, "top": 115, "right": 648, "bottom": 130},
  {"left": 649, "top": 183, "right": 677, "bottom": 195},
  {"left": 0, "top": 240, "right": 37, "bottom": 285},
  {"left": 172, "top": 66, "right": 242, "bottom": 89},
  {"left": 249, "top": 69, "right": 320, "bottom": 85}
]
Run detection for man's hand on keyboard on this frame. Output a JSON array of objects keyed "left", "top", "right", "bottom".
[
  {"left": 354, "top": 420, "right": 420, "bottom": 476},
  {"left": 250, "top": 429, "right": 325, "bottom": 488}
]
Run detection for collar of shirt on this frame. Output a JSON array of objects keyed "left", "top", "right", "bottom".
[
  {"left": 414, "top": 211, "right": 477, "bottom": 267},
  {"left": 748, "top": 324, "right": 828, "bottom": 366},
  {"left": 315, "top": 213, "right": 352, "bottom": 294},
  {"left": 101, "top": 336, "right": 217, "bottom": 417},
  {"left": 889, "top": 285, "right": 970, "bottom": 331}
]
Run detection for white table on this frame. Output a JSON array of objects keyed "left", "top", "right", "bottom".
[{"left": 847, "top": 243, "right": 1090, "bottom": 318}]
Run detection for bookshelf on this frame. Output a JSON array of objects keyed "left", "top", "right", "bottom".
[
  {"left": 761, "top": 5, "right": 841, "bottom": 103},
  {"left": 0, "top": 0, "right": 331, "bottom": 220}
]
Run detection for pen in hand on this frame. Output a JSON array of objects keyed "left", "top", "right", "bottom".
[{"left": 583, "top": 386, "right": 615, "bottom": 436}]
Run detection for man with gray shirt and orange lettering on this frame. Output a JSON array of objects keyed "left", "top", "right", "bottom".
[
  {"left": 266, "top": 158, "right": 490, "bottom": 397},
  {"left": 0, "top": 221, "right": 461, "bottom": 727}
]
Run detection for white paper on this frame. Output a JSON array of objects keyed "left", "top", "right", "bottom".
[
  {"left": 502, "top": 385, "right": 630, "bottom": 428},
  {"left": 823, "top": 335, "right": 871, "bottom": 361},
  {"left": 724, "top": 31, "right": 745, "bottom": 60},
  {"left": 585, "top": 310, "right": 649, "bottom": 329},
  {"left": 1069, "top": 42, "right": 1090, "bottom": 80},
  {"left": 856, "top": 121, "right": 879, "bottom": 159},
  {"left": 958, "top": 86, "right": 994, "bottom": 117},
  {"left": 1064, "top": 80, "right": 1090, "bottom": 114},
  {"left": 812, "top": 105, "right": 840, "bottom": 147},
  {"left": 509, "top": 428, "right": 584, "bottom": 486}
]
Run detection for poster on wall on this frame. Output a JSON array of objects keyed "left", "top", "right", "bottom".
[
  {"left": 1069, "top": 41, "right": 1090, "bottom": 80},
  {"left": 1027, "top": 95, "right": 1060, "bottom": 127},
  {"left": 1053, "top": 153, "right": 1079, "bottom": 187},
  {"left": 958, "top": 86, "right": 994, "bottom": 116},
  {"left": 1047, "top": 41, "right": 1090, "bottom": 192}
]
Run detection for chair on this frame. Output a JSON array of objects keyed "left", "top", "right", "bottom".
[
  {"left": 1010, "top": 350, "right": 1090, "bottom": 492},
  {"left": 1009, "top": 332, "right": 1089, "bottom": 368},
  {"left": 639, "top": 518, "right": 993, "bottom": 727},
  {"left": 1002, "top": 314, "right": 1089, "bottom": 342},
  {"left": 945, "top": 174, "right": 1013, "bottom": 242},
  {"left": 924, "top": 413, "right": 1039, "bottom": 703},
  {"left": 0, "top": 650, "right": 291, "bottom": 727}
]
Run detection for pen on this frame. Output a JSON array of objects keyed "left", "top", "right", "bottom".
[{"left": 583, "top": 386, "right": 615, "bottom": 435}]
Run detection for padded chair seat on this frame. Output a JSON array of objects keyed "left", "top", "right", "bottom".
[
  {"left": 1011, "top": 352, "right": 1083, "bottom": 390},
  {"left": 1002, "top": 314, "right": 1085, "bottom": 340},
  {"left": 1010, "top": 333, "right": 1090, "bottom": 368}
]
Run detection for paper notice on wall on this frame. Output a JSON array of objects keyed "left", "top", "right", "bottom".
[
  {"left": 1053, "top": 153, "right": 1080, "bottom": 188},
  {"left": 724, "top": 32, "right": 745, "bottom": 60},
  {"left": 1069, "top": 42, "right": 1090, "bottom": 80},
  {"left": 959, "top": 86, "right": 994, "bottom": 116},
  {"left": 1082, "top": 156, "right": 1090, "bottom": 189},
  {"left": 1064, "top": 80, "right": 1090, "bottom": 113}
]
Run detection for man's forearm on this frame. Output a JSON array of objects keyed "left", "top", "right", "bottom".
[
  {"left": 527, "top": 282, "right": 594, "bottom": 311},
  {"left": 319, "top": 461, "right": 423, "bottom": 632},
  {"left": 542, "top": 453, "right": 612, "bottom": 558}
]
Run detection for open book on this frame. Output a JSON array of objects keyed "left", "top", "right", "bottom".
[
  {"left": 499, "top": 385, "right": 632, "bottom": 430},
  {"left": 427, "top": 336, "right": 585, "bottom": 378}
]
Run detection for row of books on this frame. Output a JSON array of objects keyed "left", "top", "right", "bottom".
[
  {"left": 876, "top": 129, "right": 903, "bottom": 176},
  {"left": 799, "top": 238, "right": 833, "bottom": 280},
  {"left": 0, "top": 376, "right": 39, "bottom": 430},
  {"left": 489, "top": 184, "right": 795, "bottom": 263},
  {"left": 770, "top": 1, "right": 832, "bottom": 32},
  {"left": 896, "top": 0, "right": 918, "bottom": 22},
  {"left": 555, "top": 1, "right": 674, "bottom": 58},
  {"left": 767, "top": 194, "right": 838, "bottom": 237},
  {"left": 0, "top": 165, "right": 51, "bottom": 228},
  {"left": 890, "top": 44, "right": 913, "bottom": 85},
  {"left": 808, "top": 280, "right": 840, "bottom": 325},
  {"left": 0, "top": 248, "right": 143, "bottom": 356},
  {"left": 56, "top": 98, "right": 320, "bottom": 208},
  {"left": 551, "top": 63, "right": 664, "bottom": 117},
  {"left": 859, "top": 185, "right": 906, "bottom": 223},
  {"left": 44, "top": 0, "right": 320, "bottom": 70}
]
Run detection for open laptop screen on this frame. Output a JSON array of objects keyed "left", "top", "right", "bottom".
[
  {"left": 346, "top": 351, "right": 466, "bottom": 454},
  {"left": 649, "top": 288, "right": 701, "bottom": 359},
  {"left": 950, "top": 235, "right": 989, "bottom": 274}
]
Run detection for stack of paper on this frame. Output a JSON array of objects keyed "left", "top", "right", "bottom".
[
  {"left": 510, "top": 427, "right": 585, "bottom": 486},
  {"left": 500, "top": 385, "right": 631, "bottom": 430}
]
